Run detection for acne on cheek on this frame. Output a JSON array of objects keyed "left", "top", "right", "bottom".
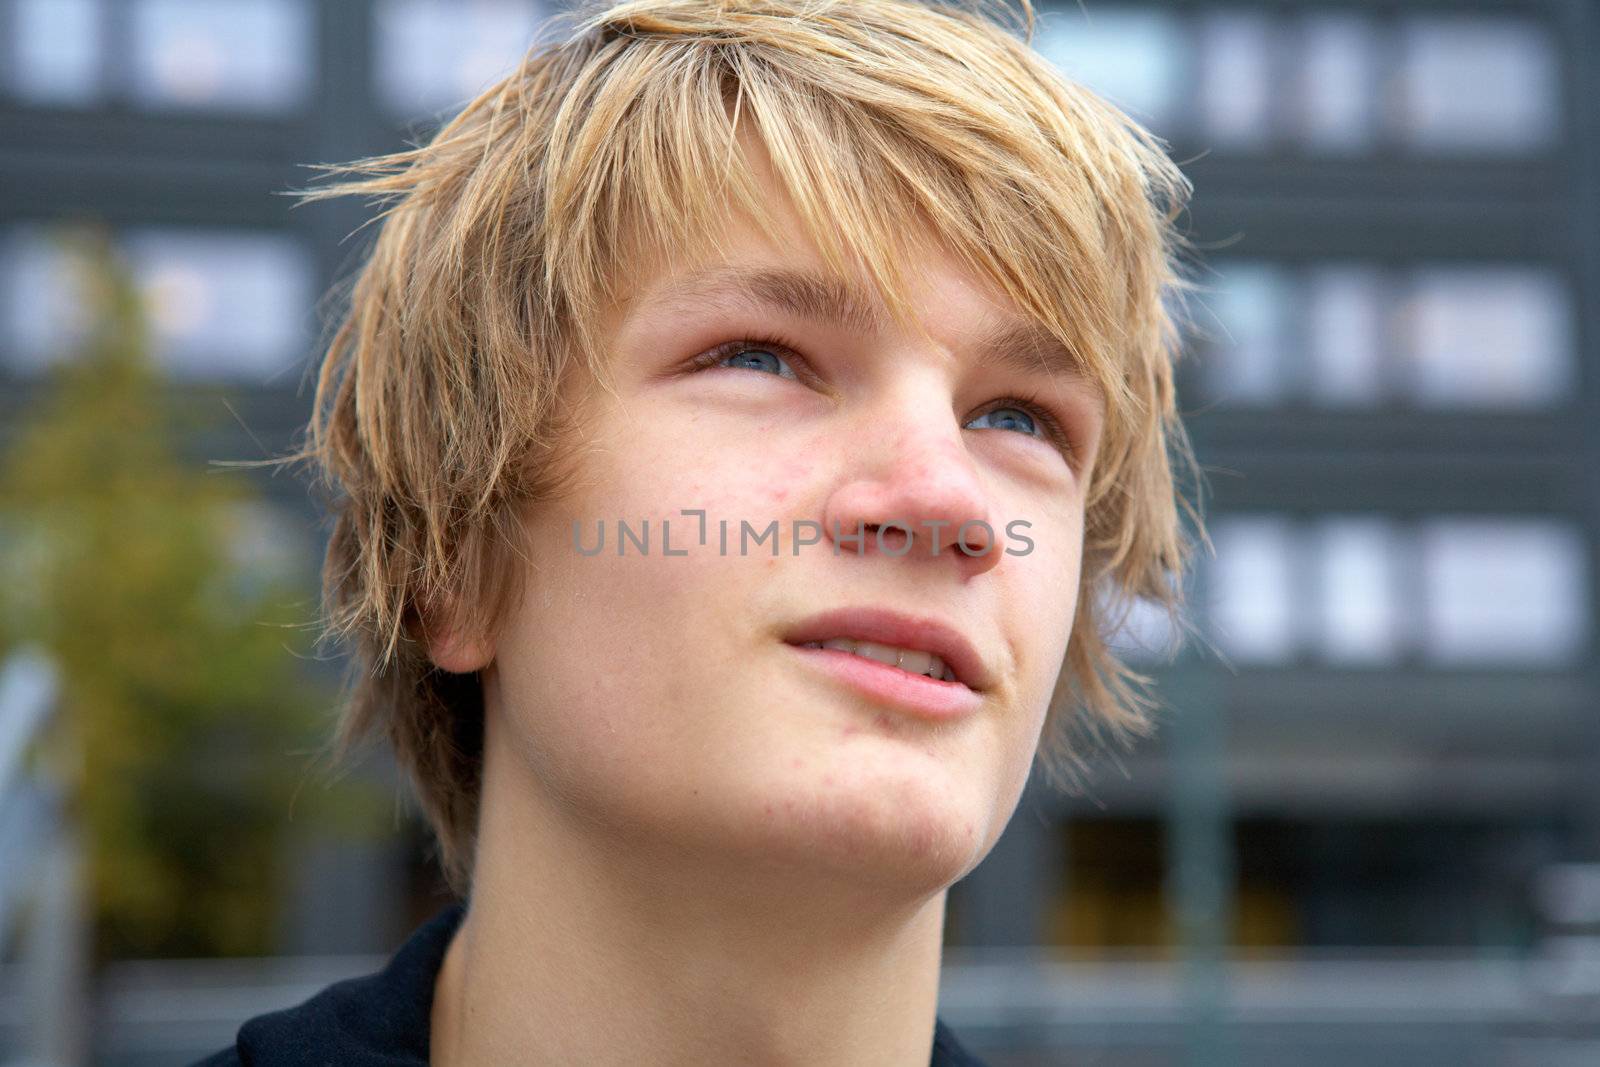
[
  {"left": 695, "top": 459, "right": 814, "bottom": 516},
  {"left": 767, "top": 458, "right": 814, "bottom": 507},
  {"left": 640, "top": 455, "right": 812, "bottom": 550}
]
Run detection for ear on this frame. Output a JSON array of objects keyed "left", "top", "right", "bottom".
[
  {"left": 420, "top": 601, "right": 495, "bottom": 674},
  {"left": 429, "top": 629, "right": 494, "bottom": 675}
]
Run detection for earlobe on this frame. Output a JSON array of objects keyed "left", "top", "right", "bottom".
[
  {"left": 429, "top": 629, "right": 494, "bottom": 674},
  {"left": 422, "top": 608, "right": 495, "bottom": 674}
]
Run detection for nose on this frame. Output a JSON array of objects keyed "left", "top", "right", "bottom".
[{"left": 821, "top": 375, "right": 1003, "bottom": 575}]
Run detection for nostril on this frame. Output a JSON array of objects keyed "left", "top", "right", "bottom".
[{"left": 871, "top": 523, "right": 915, "bottom": 556}]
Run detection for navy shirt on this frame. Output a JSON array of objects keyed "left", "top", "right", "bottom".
[{"left": 192, "top": 900, "right": 991, "bottom": 1065}]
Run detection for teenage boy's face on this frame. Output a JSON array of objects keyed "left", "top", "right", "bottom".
[{"left": 464, "top": 163, "right": 1104, "bottom": 896}]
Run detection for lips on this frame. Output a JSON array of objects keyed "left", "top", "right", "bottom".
[{"left": 781, "top": 606, "right": 994, "bottom": 693}]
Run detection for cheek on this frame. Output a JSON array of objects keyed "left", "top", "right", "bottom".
[
  {"left": 1013, "top": 496, "right": 1083, "bottom": 585},
  {"left": 1006, "top": 504, "right": 1085, "bottom": 682},
  {"left": 492, "top": 418, "right": 811, "bottom": 779},
  {"left": 490, "top": 534, "right": 725, "bottom": 805},
  {"left": 606, "top": 420, "right": 817, "bottom": 526}
]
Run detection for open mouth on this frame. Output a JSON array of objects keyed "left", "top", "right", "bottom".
[
  {"left": 780, "top": 606, "right": 990, "bottom": 720},
  {"left": 792, "top": 637, "right": 959, "bottom": 684},
  {"left": 780, "top": 605, "right": 992, "bottom": 694},
  {"left": 783, "top": 639, "right": 983, "bottom": 720}
]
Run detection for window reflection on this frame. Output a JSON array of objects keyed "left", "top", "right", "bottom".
[
  {"left": 1393, "top": 16, "right": 1560, "bottom": 153},
  {"left": 120, "top": 229, "right": 314, "bottom": 383},
  {"left": 1315, "top": 516, "right": 1403, "bottom": 666},
  {"left": 10, "top": 0, "right": 105, "bottom": 106},
  {"left": 0, "top": 226, "right": 96, "bottom": 374},
  {"left": 1420, "top": 518, "right": 1588, "bottom": 666},
  {"left": 1207, "top": 515, "right": 1300, "bottom": 665},
  {"left": 1203, "top": 513, "right": 1591, "bottom": 670},
  {"left": 1201, "top": 260, "right": 1574, "bottom": 411},
  {"left": 1035, "top": 6, "right": 1186, "bottom": 134},
  {"left": 1, "top": 226, "right": 315, "bottom": 384},
  {"left": 1401, "top": 267, "right": 1574, "bottom": 409},
  {"left": 1199, "top": 261, "right": 1296, "bottom": 407},
  {"left": 373, "top": 0, "right": 546, "bottom": 119},
  {"left": 1297, "top": 12, "right": 1378, "bottom": 154},
  {"left": 1032, "top": 7, "right": 1560, "bottom": 160},
  {"left": 1198, "top": 10, "right": 1277, "bottom": 152},
  {"left": 9, "top": 1, "right": 1563, "bottom": 162},
  {"left": 1306, "top": 265, "right": 1386, "bottom": 408},
  {"left": 129, "top": 0, "right": 312, "bottom": 114}
]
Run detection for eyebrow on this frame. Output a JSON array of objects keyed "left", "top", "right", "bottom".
[{"left": 641, "top": 265, "right": 1103, "bottom": 402}]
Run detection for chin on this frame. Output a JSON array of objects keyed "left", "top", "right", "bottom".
[{"left": 778, "top": 775, "right": 987, "bottom": 881}]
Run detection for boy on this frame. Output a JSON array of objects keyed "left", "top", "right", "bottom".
[{"left": 196, "top": 0, "right": 1201, "bottom": 1063}]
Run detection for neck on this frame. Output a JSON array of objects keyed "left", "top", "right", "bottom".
[{"left": 430, "top": 720, "right": 950, "bottom": 1067}]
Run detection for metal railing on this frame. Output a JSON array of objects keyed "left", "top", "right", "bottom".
[{"left": 0, "top": 646, "right": 89, "bottom": 1067}]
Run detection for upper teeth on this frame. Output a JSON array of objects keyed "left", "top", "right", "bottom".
[{"left": 802, "top": 638, "right": 957, "bottom": 683}]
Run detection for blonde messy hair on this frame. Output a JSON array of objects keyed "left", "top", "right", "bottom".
[{"left": 284, "top": 0, "right": 1206, "bottom": 898}]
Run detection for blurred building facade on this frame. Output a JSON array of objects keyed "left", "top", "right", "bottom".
[{"left": 2, "top": 0, "right": 1598, "bottom": 1064}]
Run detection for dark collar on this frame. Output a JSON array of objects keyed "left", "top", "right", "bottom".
[
  {"left": 224, "top": 899, "right": 468, "bottom": 1066},
  {"left": 217, "top": 899, "right": 990, "bottom": 1065}
]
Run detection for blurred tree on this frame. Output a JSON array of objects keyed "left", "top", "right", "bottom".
[{"left": 0, "top": 225, "right": 383, "bottom": 960}]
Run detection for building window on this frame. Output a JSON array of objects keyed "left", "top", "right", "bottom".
[
  {"left": 1197, "top": 9, "right": 1280, "bottom": 153},
  {"left": 1400, "top": 266, "right": 1575, "bottom": 409},
  {"left": 1199, "top": 260, "right": 1575, "bottom": 411},
  {"left": 1391, "top": 16, "right": 1561, "bottom": 154},
  {"left": 1198, "top": 260, "right": 1298, "bottom": 407},
  {"left": 1204, "top": 513, "right": 1591, "bottom": 669},
  {"left": 128, "top": 0, "right": 313, "bottom": 114},
  {"left": 1305, "top": 264, "right": 1386, "bottom": 407},
  {"left": 1035, "top": 8, "right": 1561, "bottom": 159},
  {"left": 122, "top": 228, "right": 315, "bottom": 382},
  {"left": 0, "top": 225, "right": 97, "bottom": 374},
  {"left": 1420, "top": 518, "right": 1589, "bottom": 667},
  {"left": 372, "top": 0, "right": 547, "bottom": 120},
  {"left": 0, "top": 225, "right": 315, "bottom": 384},
  {"left": 1314, "top": 516, "right": 1405, "bottom": 666},
  {"left": 1035, "top": 6, "right": 1186, "bottom": 135},
  {"left": 8, "top": 0, "right": 106, "bottom": 106},
  {"left": 1206, "top": 514, "right": 1300, "bottom": 666},
  {"left": 1295, "top": 11, "right": 1379, "bottom": 154}
]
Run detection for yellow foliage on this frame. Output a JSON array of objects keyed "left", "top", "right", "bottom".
[{"left": 0, "top": 225, "right": 384, "bottom": 959}]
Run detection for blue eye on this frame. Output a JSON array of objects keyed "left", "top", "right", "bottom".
[
  {"left": 720, "top": 346, "right": 797, "bottom": 380},
  {"left": 966, "top": 405, "right": 1041, "bottom": 438}
]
